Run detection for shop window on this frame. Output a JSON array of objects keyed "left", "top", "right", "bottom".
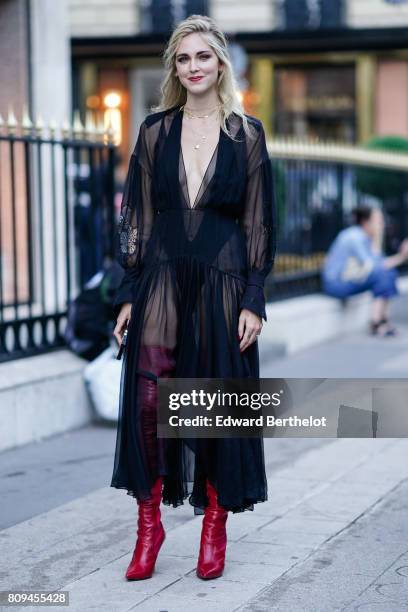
[{"left": 274, "top": 64, "right": 356, "bottom": 142}]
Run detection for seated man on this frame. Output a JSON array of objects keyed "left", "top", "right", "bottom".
[{"left": 321, "top": 206, "right": 408, "bottom": 336}]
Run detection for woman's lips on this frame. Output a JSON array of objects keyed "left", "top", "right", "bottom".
[{"left": 189, "top": 76, "right": 204, "bottom": 82}]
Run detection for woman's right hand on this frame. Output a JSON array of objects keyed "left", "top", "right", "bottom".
[
  {"left": 398, "top": 238, "right": 408, "bottom": 260},
  {"left": 113, "top": 303, "right": 132, "bottom": 346}
]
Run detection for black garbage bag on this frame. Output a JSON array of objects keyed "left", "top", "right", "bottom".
[{"left": 64, "top": 261, "right": 124, "bottom": 361}]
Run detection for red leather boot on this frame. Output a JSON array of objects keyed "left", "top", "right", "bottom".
[
  {"left": 196, "top": 479, "right": 229, "bottom": 580},
  {"left": 125, "top": 476, "right": 165, "bottom": 580}
]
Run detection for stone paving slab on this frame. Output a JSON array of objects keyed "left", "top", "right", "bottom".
[
  {"left": 1, "top": 438, "right": 408, "bottom": 612},
  {"left": 241, "top": 477, "right": 408, "bottom": 612}
]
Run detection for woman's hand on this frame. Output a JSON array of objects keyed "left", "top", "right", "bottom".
[
  {"left": 398, "top": 238, "right": 408, "bottom": 260},
  {"left": 113, "top": 302, "right": 132, "bottom": 346},
  {"left": 238, "top": 309, "right": 263, "bottom": 353}
]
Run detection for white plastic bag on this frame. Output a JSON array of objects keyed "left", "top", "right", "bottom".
[{"left": 83, "top": 344, "right": 122, "bottom": 422}]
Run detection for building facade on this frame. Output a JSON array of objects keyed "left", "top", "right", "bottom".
[{"left": 67, "top": 0, "right": 408, "bottom": 174}]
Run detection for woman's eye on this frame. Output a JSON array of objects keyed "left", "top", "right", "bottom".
[{"left": 177, "top": 55, "right": 211, "bottom": 62}]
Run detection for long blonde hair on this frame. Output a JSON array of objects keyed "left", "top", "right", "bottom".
[{"left": 151, "top": 14, "right": 257, "bottom": 141}]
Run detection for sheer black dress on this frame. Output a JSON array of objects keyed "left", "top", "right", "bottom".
[{"left": 110, "top": 105, "right": 277, "bottom": 514}]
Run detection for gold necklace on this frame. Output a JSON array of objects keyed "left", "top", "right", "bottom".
[
  {"left": 182, "top": 104, "right": 222, "bottom": 119},
  {"left": 187, "top": 116, "right": 219, "bottom": 150},
  {"left": 181, "top": 105, "right": 220, "bottom": 150}
]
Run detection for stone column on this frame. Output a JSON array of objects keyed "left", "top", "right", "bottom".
[
  {"left": 0, "top": 0, "right": 71, "bottom": 122},
  {"left": 29, "top": 0, "right": 71, "bottom": 124},
  {"left": 0, "top": 0, "right": 31, "bottom": 118}
]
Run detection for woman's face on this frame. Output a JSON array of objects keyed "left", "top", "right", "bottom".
[{"left": 174, "top": 32, "right": 222, "bottom": 96}]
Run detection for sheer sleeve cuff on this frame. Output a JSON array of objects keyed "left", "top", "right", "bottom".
[
  {"left": 240, "top": 284, "right": 267, "bottom": 322},
  {"left": 112, "top": 267, "right": 142, "bottom": 320}
]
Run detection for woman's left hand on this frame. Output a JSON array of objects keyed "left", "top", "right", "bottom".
[{"left": 238, "top": 309, "right": 263, "bottom": 352}]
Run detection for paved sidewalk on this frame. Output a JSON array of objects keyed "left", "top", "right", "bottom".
[
  {"left": 1, "top": 294, "right": 408, "bottom": 611},
  {"left": 261, "top": 292, "right": 408, "bottom": 378},
  {"left": 0, "top": 426, "right": 327, "bottom": 529},
  {"left": 244, "top": 474, "right": 408, "bottom": 612},
  {"left": 1, "top": 437, "right": 408, "bottom": 611}
]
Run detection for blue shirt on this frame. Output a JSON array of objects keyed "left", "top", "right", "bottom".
[{"left": 322, "top": 226, "right": 384, "bottom": 282}]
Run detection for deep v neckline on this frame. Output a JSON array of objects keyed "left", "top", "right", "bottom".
[{"left": 178, "top": 107, "right": 222, "bottom": 209}]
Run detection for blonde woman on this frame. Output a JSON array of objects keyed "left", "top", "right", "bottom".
[{"left": 112, "top": 14, "right": 276, "bottom": 581}]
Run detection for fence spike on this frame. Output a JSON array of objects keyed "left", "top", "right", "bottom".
[
  {"left": 61, "top": 116, "right": 71, "bottom": 139},
  {"left": 21, "top": 106, "right": 34, "bottom": 136},
  {"left": 7, "top": 105, "right": 18, "bottom": 133},
  {"left": 85, "top": 110, "right": 97, "bottom": 139},
  {"left": 49, "top": 118, "right": 58, "bottom": 138},
  {"left": 105, "top": 112, "right": 116, "bottom": 144},
  {"left": 106, "top": 125, "right": 116, "bottom": 144},
  {"left": 35, "top": 113, "right": 45, "bottom": 136},
  {"left": 95, "top": 113, "right": 106, "bottom": 142},
  {"left": 73, "top": 110, "right": 84, "bottom": 137}
]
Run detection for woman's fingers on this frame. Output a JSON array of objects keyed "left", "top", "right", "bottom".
[
  {"left": 238, "top": 312, "right": 245, "bottom": 341},
  {"left": 113, "top": 320, "right": 125, "bottom": 346},
  {"left": 113, "top": 315, "right": 129, "bottom": 345},
  {"left": 238, "top": 310, "right": 262, "bottom": 352},
  {"left": 240, "top": 328, "right": 256, "bottom": 352},
  {"left": 113, "top": 303, "right": 132, "bottom": 345}
]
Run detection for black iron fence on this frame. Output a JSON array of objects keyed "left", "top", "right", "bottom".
[
  {"left": 0, "top": 110, "right": 115, "bottom": 362},
  {"left": 1, "top": 113, "right": 408, "bottom": 362},
  {"left": 266, "top": 139, "right": 408, "bottom": 301}
]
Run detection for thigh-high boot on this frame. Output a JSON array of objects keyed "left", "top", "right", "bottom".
[{"left": 126, "top": 345, "right": 175, "bottom": 580}]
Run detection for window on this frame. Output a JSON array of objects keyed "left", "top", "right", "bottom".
[{"left": 274, "top": 64, "right": 356, "bottom": 142}]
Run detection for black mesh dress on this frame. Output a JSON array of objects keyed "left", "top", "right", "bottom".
[{"left": 110, "top": 105, "right": 277, "bottom": 514}]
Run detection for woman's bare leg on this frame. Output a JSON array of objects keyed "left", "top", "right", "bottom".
[
  {"left": 371, "top": 298, "right": 396, "bottom": 335},
  {"left": 371, "top": 297, "right": 387, "bottom": 323}
]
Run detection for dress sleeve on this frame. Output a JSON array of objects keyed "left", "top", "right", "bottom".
[
  {"left": 239, "top": 121, "right": 277, "bottom": 322},
  {"left": 113, "top": 120, "right": 154, "bottom": 319}
]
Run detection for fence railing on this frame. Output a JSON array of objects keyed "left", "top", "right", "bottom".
[
  {"left": 266, "top": 138, "right": 408, "bottom": 301},
  {"left": 0, "top": 107, "right": 116, "bottom": 362},
  {"left": 1, "top": 111, "right": 407, "bottom": 361}
]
